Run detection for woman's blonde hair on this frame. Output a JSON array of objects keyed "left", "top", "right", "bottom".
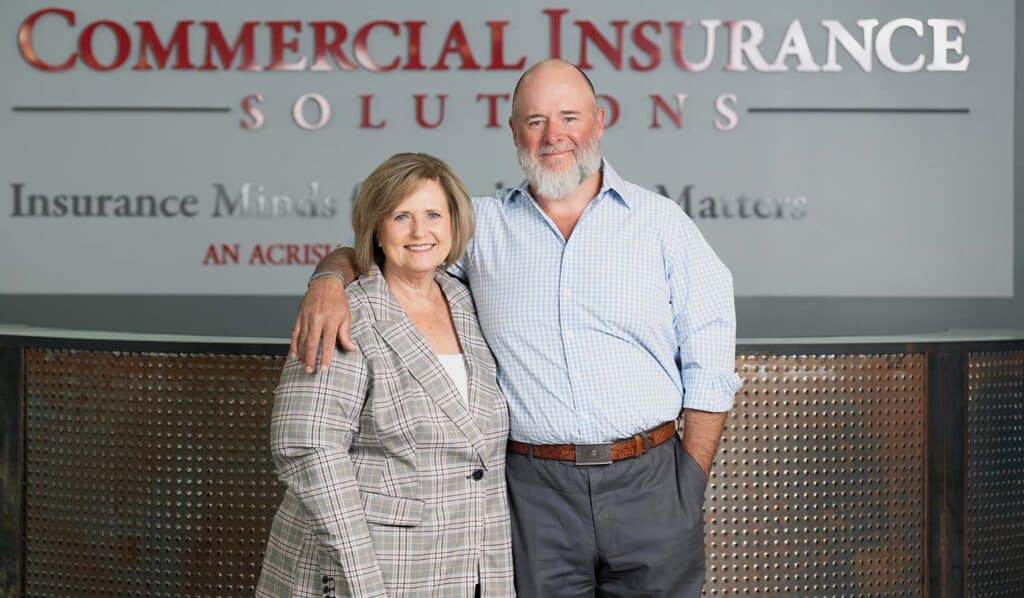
[{"left": 351, "top": 153, "right": 475, "bottom": 273}]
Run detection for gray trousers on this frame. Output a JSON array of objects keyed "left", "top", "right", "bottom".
[{"left": 506, "top": 439, "right": 707, "bottom": 598}]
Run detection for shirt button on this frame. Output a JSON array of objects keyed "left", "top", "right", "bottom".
[{"left": 472, "top": 469, "right": 484, "bottom": 481}]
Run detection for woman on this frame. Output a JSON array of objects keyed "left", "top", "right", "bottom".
[{"left": 257, "top": 153, "right": 514, "bottom": 597}]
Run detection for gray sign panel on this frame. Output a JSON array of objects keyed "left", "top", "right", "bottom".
[{"left": 0, "top": 0, "right": 1014, "bottom": 296}]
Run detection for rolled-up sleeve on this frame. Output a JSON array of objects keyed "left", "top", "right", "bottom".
[
  {"left": 665, "top": 209, "right": 743, "bottom": 412},
  {"left": 271, "top": 352, "right": 388, "bottom": 597}
]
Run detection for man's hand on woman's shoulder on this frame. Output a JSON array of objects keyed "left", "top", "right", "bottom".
[{"left": 290, "top": 247, "right": 360, "bottom": 373}]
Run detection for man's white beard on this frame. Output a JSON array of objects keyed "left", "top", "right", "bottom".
[{"left": 517, "top": 137, "right": 602, "bottom": 201}]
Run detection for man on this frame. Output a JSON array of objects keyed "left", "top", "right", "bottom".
[{"left": 292, "top": 59, "right": 742, "bottom": 597}]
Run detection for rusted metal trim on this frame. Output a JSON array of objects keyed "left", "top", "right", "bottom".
[
  {"left": 926, "top": 351, "right": 966, "bottom": 597},
  {"left": 0, "top": 346, "right": 24, "bottom": 597}
]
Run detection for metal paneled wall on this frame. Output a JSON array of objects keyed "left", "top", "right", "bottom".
[
  {"left": 25, "top": 345, "right": 1024, "bottom": 596},
  {"left": 966, "top": 351, "right": 1024, "bottom": 597},
  {"left": 704, "top": 354, "right": 927, "bottom": 595},
  {"left": 23, "top": 348, "right": 284, "bottom": 597}
]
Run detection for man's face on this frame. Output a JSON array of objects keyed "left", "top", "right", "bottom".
[{"left": 509, "top": 66, "right": 605, "bottom": 200}]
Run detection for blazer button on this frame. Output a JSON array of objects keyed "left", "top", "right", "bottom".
[{"left": 472, "top": 469, "right": 484, "bottom": 481}]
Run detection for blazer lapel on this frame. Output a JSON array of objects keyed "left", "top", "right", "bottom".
[
  {"left": 364, "top": 267, "right": 488, "bottom": 465},
  {"left": 436, "top": 274, "right": 496, "bottom": 428}
]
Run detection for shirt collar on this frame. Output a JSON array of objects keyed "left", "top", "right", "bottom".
[
  {"left": 597, "top": 160, "right": 632, "bottom": 208},
  {"left": 502, "top": 158, "right": 633, "bottom": 209}
]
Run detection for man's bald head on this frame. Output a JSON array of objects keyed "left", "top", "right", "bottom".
[
  {"left": 507, "top": 59, "right": 605, "bottom": 201},
  {"left": 510, "top": 59, "right": 598, "bottom": 119}
]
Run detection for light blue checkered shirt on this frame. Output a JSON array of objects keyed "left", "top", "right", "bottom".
[{"left": 450, "top": 161, "right": 742, "bottom": 444}]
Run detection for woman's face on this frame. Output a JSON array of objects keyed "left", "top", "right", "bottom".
[{"left": 377, "top": 178, "right": 453, "bottom": 278}]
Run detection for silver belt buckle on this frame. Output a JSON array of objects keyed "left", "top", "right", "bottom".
[{"left": 575, "top": 443, "right": 613, "bottom": 466}]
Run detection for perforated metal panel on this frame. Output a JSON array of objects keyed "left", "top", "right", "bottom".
[
  {"left": 703, "top": 354, "right": 926, "bottom": 596},
  {"left": 966, "top": 351, "right": 1024, "bottom": 597},
  {"left": 23, "top": 348, "right": 284, "bottom": 597},
  {"left": 18, "top": 347, "right": 939, "bottom": 595}
]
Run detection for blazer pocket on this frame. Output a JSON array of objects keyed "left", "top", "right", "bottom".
[
  {"left": 360, "top": 490, "right": 424, "bottom": 527},
  {"left": 353, "top": 459, "right": 384, "bottom": 490}
]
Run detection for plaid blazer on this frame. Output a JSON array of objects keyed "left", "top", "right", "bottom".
[{"left": 257, "top": 267, "right": 514, "bottom": 597}]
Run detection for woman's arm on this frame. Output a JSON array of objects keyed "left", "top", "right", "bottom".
[{"left": 271, "top": 351, "right": 388, "bottom": 597}]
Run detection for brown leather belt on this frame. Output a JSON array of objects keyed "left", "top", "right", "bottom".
[{"left": 507, "top": 421, "right": 678, "bottom": 466}]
